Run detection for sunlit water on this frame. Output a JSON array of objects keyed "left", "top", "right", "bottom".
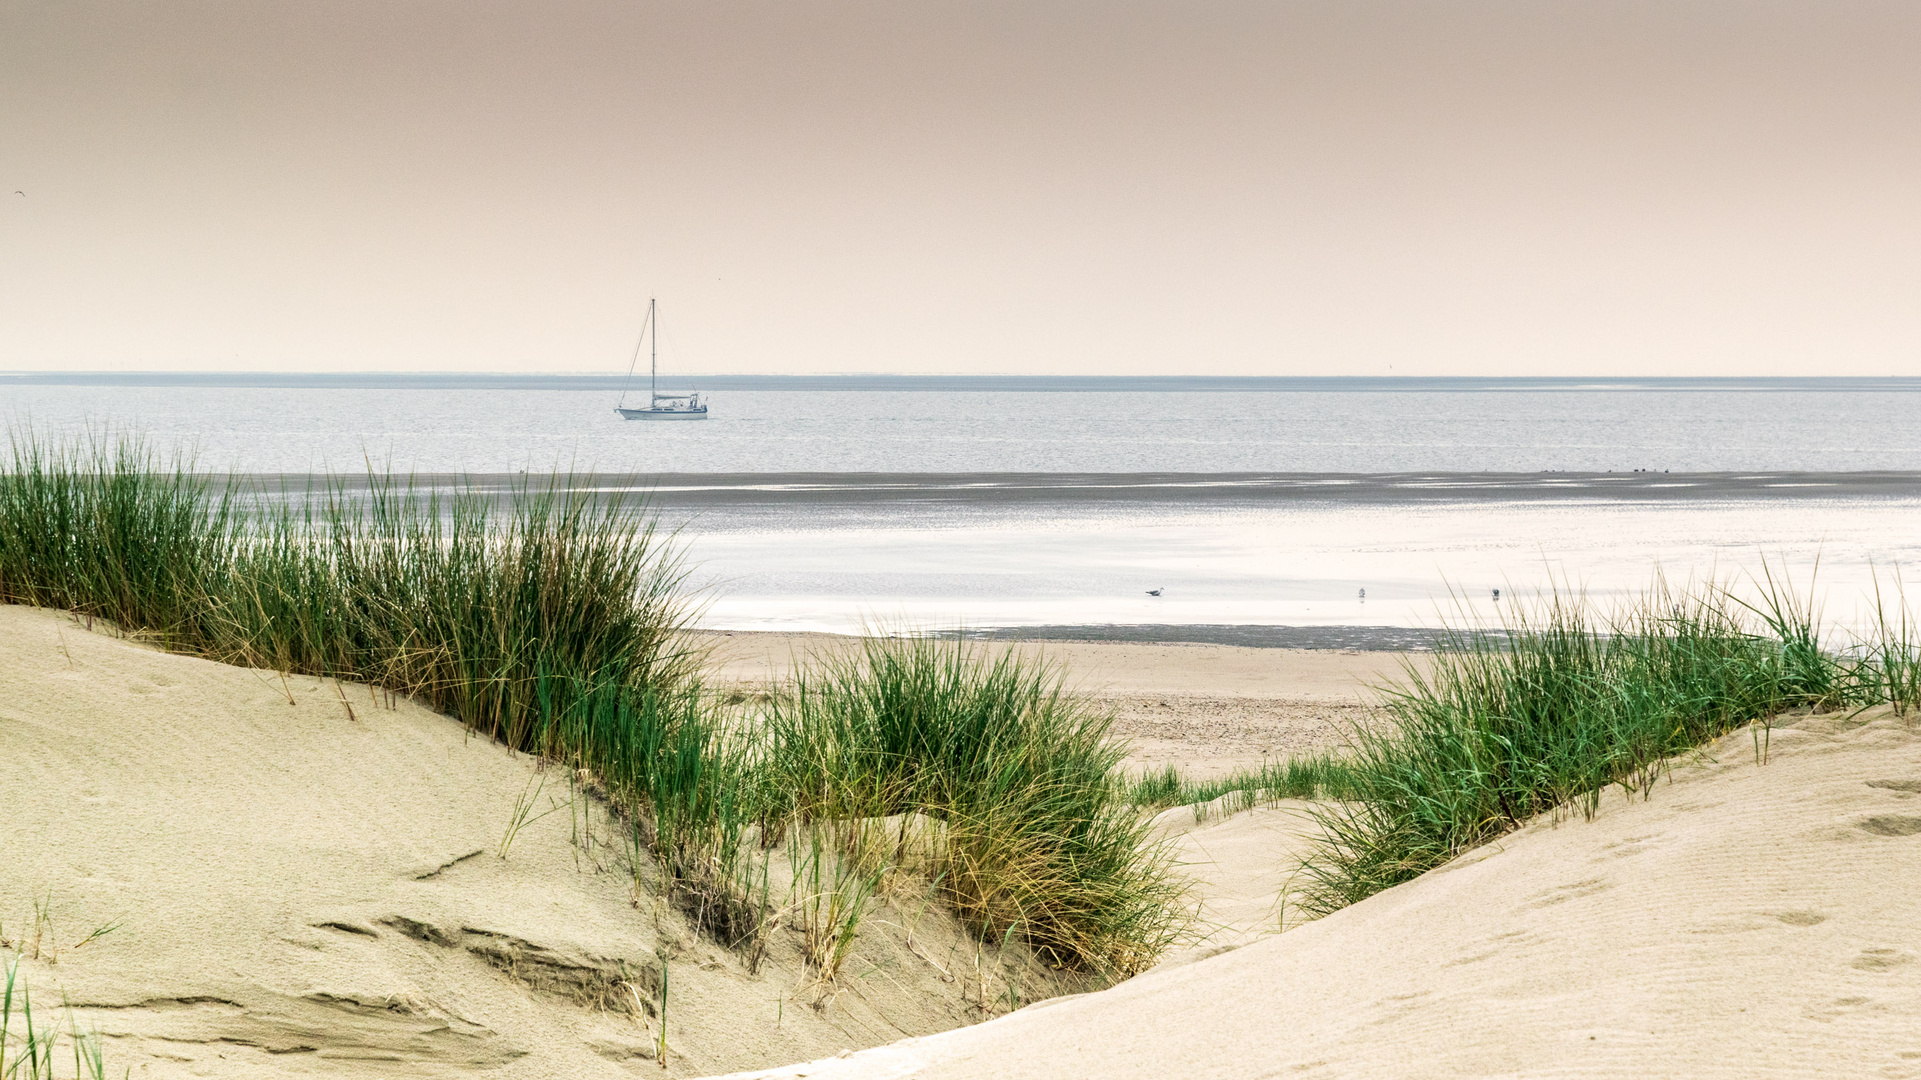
[{"left": 672, "top": 496, "right": 1921, "bottom": 641}]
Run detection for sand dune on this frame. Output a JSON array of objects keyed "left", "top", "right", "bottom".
[
  {"left": 4, "top": 608, "right": 1400, "bottom": 1079},
  {"left": 1149, "top": 799, "right": 1325, "bottom": 969},
  {"left": 0, "top": 606, "right": 1076, "bottom": 1078},
  {"left": 715, "top": 707, "right": 1921, "bottom": 1079},
  {"left": 14, "top": 602, "right": 1916, "bottom": 1080}
]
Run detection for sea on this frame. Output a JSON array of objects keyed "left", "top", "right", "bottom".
[{"left": 6, "top": 374, "right": 1921, "bottom": 647}]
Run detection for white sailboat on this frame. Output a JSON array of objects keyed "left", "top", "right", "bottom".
[{"left": 615, "top": 299, "right": 708, "bottom": 420}]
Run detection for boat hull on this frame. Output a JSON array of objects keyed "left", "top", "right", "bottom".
[{"left": 616, "top": 407, "right": 709, "bottom": 420}]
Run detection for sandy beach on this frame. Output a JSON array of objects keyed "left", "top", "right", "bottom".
[
  {"left": 698, "top": 631, "right": 1411, "bottom": 780},
  {"left": 721, "top": 705, "right": 1921, "bottom": 1080},
  {"left": 8, "top": 605, "right": 1920, "bottom": 1078},
  {"left": 2, "top": 606, "right": 1398, "bottom": 1077},
  {"left": 0, "top": 606, "right": 1082, "bottom": 1078}
]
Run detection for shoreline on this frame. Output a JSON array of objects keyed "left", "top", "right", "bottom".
[
  {"left": 185, "top": 469, "right": 1921, "bottom": 506},
  {"left": 949, "top": 623, "right": 1444, "bottom": 650},
  {"left": 696, "top": 623, "right": 1449, "bottom": 651}
]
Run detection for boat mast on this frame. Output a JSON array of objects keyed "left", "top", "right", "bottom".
[
  {"left": 649, "top": 298, "right": 658, "bottom": 403},
  {"left": 615, "top": 298, "right": 653, "bottom": 410}
]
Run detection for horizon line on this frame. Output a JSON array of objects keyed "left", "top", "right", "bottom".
[{"left": 6, "top": 372, "right": 1921, "bottom": 392}]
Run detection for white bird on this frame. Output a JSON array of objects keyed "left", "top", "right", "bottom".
[{"left": 1146, "top": 588, "right": 1162, "bottom": 597}]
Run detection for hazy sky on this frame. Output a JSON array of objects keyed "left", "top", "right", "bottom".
[{"left": 3, "top": 1, "right": 1918, "bottom": 376}]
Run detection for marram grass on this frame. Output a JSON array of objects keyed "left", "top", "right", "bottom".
[
  {"left": 0, "top": 433, "right": 790, "bottom": 945},
  {"left": 2, "top": 960, "right": 115, "bottom": 1080},
  {"left": 1122, "top": 755, "right": 1359, "bottom": 818},
  {"left": 1297, "top": 577, "right": 1921, "bottom": 915},
  {"left": 0, "top": 433, "right": 1188, "bottom": 977},
  {"left": 18, "top": 434, "right": 1913, "bottom": 979},
  {"left": 0, "top": 432, "right": 699, "bottom": 750},
  {"left": 762, "top": 636, "right": 1188, "bottom": 977}
]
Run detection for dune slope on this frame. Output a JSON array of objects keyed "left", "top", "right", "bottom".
[
  {"left": 717, "top": 706, "right": 1921, "bottom": 1079},
  {"left": 0, "top": 605, "right": 1069, "bottom": 1078}
]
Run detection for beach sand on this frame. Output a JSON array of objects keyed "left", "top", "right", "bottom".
[
  {"left": 713, "top": 705, "right": 1921, "bottom": 1080},
  {"left": 0, "top": 605, "right": 1079, "bottom": 1078},
  {"left": 11, "top": 604, "right": 1918, "bottom": 1079},
  {"left": 697, "top": 631, "right": 1411, "bottom": 780}
]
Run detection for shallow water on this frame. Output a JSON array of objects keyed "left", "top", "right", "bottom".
[{"left": 669, "top": 493, "right": 1921, "bottom": 639}]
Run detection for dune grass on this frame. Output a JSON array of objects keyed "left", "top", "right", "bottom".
[
  {"left": 2, "top": 961, "right": 115, "bottom": 1080},
  {"left": 25, "top": 432, "right": 1916, "bottom": 978},
  {"left": 0, "top": 433, "right": 699, "bottom": 749},
  {"left": 0, "top": 433, "right": 785, "bottom": 949},
  {"left": 762, "top": 636, "right": 1187, "bottom": 977},
  {"left": 1863, "top": 570, "right": 1921, "bottom": 713},
  {"left": 0, "top": 433, "right": 1185, "bottom": 977},
  {"left": 1297, "top": 578, "right": 1921, "bottom": 915},
  {"left": 1122, "top": 756, "right": 1359, "bottom": 818}
]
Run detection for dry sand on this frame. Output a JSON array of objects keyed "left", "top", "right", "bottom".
[
  {"left": 697, "top": 631, "right": 1411, "bottom": 779},
  {"left": 0, "top": 606, "right": 1078, "bottom": 1078},
  {"left": 1148, "top": 799, "right": 1327, "bottom": 969},
  {"left": 714, "top": 706, "right": 1921, "bottom": 1080},
  {"left": 15, "top": 606, "right": 1916, "bottom": 1080}
]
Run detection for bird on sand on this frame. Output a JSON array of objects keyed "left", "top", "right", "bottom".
[{"left": 1146, "top": 588, "right": 1162, "bottom": 597}]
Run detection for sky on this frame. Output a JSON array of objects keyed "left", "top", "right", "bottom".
[{"left": 2, "top": 0, "right": 1918, "bottom": 377}]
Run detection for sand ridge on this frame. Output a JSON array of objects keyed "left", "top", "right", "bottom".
[
  {"left": 14, "top": 605, "right": 1916, "bottom": 1079},
  {"left": 0, "top": 605, "right": 1078, "bottom": 1078},
  {"left": 712, "top": 706, "right": 1921, "bottom": 1080}
]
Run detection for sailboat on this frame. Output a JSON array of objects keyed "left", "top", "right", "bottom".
[{"left": 615, "top": 299, "right": 709, "bottom": 420}]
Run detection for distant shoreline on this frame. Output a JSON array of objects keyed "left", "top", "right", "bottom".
[
  {"left": 695, "top": 623, "right": 1488, "bottom": 652},
  {"left": 214, "top": 470, "right": 1921, "bottom": 506},
  {"left": 8, "top": 372, "right": 1921, "bottom": 393},
  {"left": 948, "top": 623, "right": 1451, "bottom": 651}
]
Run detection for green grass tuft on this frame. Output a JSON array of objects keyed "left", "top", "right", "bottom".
[
  {"left": 1297, "top": 577, "right": 1921, "bottom": 915},
  {"left": 0, "top": 433, "right": 1189, "bottom": 979},
  {"left": 2, "top": 960, "right": 118, "bottom": 1080},
  {"left": 0, "top": 432, "right": 698, "bottom": 752},
  {"left": 763, "top": 636, "right": 1187, "bottom": 977},
  {"left": 1122, "top": 756, "right": 1359, "bottom": 818}
]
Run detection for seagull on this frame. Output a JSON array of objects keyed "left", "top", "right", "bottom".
[
  {"left": 1358, "top": 588, "right": 1366, "bottom": 600},
  {"left": 1146, "top": 588, "right": 1162, "bottom": 597}
]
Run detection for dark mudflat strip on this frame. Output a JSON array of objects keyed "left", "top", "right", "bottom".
[
  {"left": 228, "top": 470, "right": 1921, "bottom": 506},
  {"left": 942, "top": 624, "right": 1468, "bottom": 652}
]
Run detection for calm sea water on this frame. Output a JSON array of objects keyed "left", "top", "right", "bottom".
[
  {"left": 6, "top": 376, "right": 1920, "bottom": 641},
  {"left": 6, "top": 377, "right": 1921, "bottom": 474}
]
